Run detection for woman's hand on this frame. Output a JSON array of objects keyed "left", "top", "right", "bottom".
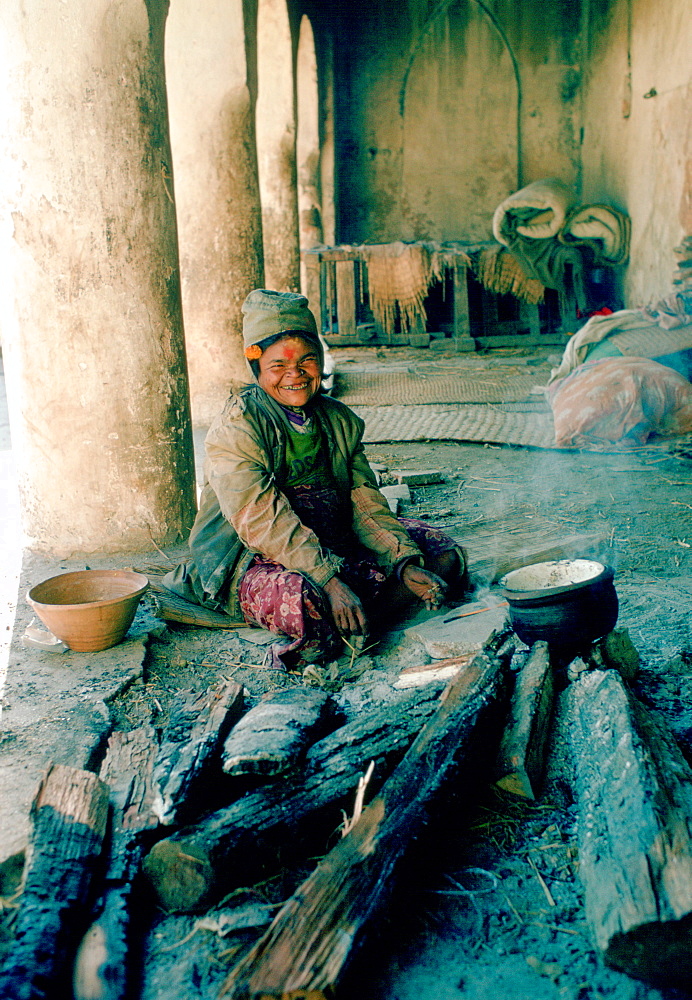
[
  {"left": 401, "top": 564, "right": 448, "bottom": 610},
  {"left": 323, "top": 575, "right": 368, "bottom": 635}
]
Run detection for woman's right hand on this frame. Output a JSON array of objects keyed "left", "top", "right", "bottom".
[{"left": 323, "top": 575, "right": 368, "bottom": 636}]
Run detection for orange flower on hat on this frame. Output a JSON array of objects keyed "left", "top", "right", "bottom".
[{"left": 244, "top": 344, "right": 263, "bottom": 360}]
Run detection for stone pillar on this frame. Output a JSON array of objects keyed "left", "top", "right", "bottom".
[
  {"left": 0, "top": 0, "right": 197, "bottom": 555},
  {"left": 165, "top": 0, "right": 265, "bottom": 426},
  {"left": 297, "top": 15, "right": 323, "bottom": 256},
  {"left": 317, "top": 28, "right": 336, "bottom": 248},
  {"left": 256, "top": 0, "right": 301, "bottom": 292}
]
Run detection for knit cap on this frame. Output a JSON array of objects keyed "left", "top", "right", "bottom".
[{"left": 242, "top": 289, "right": 320, "bottom": 351}]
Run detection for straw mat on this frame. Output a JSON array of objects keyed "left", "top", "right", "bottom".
[
  {"left": 335, "top": 367, "right": 551, "bottom": 407},
  {"left": 354, "top": 403, "right": 559, "bottom": 450}
]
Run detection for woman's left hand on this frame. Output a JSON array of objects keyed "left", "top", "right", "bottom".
[{"left": 401, "top": 565, "right": 448, "bottom": 610}]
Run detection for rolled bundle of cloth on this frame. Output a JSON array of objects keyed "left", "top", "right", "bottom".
[
  {"left": 492, "top": 179, "right": 589, "bottom": 314},
  {"left": 490, "top": 179, "right": 631, "bottom": 316},
  {"left": 492, "top": 178, "right": 577, "bottom": 246},
  {"left": 558, "top": 204, "right": 631, "bottom": 265}
]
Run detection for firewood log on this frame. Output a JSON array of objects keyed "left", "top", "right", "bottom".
[
  {"left": 566, "top": 668, "right": 692, "bottom": 987},
  {"left": 218, "top": 629, "right": 514, "bottom": 999},
  {"left": 0, "top": 764, "right": 109, "bottom": 1000},
  {"left": 142, "top": 684, "right": 446, "bottom": 913},
  {"left": 221, "top": 687, "right": 338, "bottom": 777},
  {"left": 495, "top": 640, "right": 554, "bottom": 798},
  {"left": 72, "top": 726, "right": 160, "bottom": 1000},
  {"left": 153, "top": 678, "right": 244, "bottom": 825}
]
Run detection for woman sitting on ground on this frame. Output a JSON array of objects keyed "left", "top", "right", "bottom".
[{"left": 163, "top": 289, "right": 467, "bottom": 670}]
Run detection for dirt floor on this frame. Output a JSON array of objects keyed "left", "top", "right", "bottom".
[
  {"left": 128, "top": 435, "right": 692, "bottom": 1000},
  {"left": 2, "top": 347, "right": 692, "bottom": 999}
]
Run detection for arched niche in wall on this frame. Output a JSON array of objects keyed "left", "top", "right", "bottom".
[
  {"left": 297, "top": 13, "right": 323, "bottom": 291},
  {"left": 256, "top": 0, "right": 301, "bottom": 292},
  {"left": 400, "top": 0, "right": 520, "bottom": 243}
]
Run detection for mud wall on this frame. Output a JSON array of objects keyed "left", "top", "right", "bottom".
[
  {"left": 326, "top": 0, "right": 583, "bottom": 245},
  {"left": 580, "top": 0, "right": 692, "bottom": 305}
]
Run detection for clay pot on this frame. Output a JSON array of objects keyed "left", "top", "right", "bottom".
[
  {"left": 500, "top": 559, "right": 618, "bottom": 649},
  {"left": 27, "top": 570, "right": 149, "bottom": 652}
]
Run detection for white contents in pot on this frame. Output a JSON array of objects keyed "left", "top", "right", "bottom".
[{"left": 501, "top": 559, "right": 604, "bottom": 593}]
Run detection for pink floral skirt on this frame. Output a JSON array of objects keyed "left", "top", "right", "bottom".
[{"left": 238, "top": 516, "right": 459, "bottom": 670}]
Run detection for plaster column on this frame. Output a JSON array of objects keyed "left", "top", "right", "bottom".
[
  {"left": 256, "top": 0, "right": 301, "bottom": 292},
  {"left": 166, "top": 0, "right": 265, "bottom": 426},
  {"left": 0, "top": 0, "right": 196, "bottom": 555},
  {"left": 297, "top": 15, "right": 323, "bottom": 255}
]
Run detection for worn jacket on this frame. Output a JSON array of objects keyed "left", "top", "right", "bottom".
[{"left": 167, "top": 384, "right": 423, "bottom": 620}]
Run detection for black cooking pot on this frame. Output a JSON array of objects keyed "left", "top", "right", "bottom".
[{"left": 500, "top": 559, "right": 618, "bottom": 648}]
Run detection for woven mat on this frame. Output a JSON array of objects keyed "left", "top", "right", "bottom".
[
  {"left": 335, "top": 367, "right": 551, "bottom": 406},
  {"left": 607, "top": 323, "right": 692, "bottom": 358},
  {"left": 354, "top": 403, "right": 559, "bottom": 449}
]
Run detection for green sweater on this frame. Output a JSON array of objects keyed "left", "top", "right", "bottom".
[{"left": 164, "top": 385, "right": 422, "bottom": 620}]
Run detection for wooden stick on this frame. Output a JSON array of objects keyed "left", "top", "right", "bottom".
[
  {"left": 218, "top": 630, "right": 514, "bottom": 998},
  {"left": 0, "top": 764, "right": 110, "bottom": 1000}
]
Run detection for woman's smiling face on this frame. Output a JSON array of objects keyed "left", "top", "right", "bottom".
[{"left": 257, "top": 335, "right": 323, "bottom": 408}]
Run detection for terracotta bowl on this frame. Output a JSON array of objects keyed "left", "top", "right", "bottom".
[
  {"left": 500, "top": 558, "right": 618, "bottom": 649},
  {"left": 27, "top": 570, "right": 149, "bottom": 652}
]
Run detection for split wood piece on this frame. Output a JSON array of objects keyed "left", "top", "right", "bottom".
[
  {"left": 73, "top": 726, "right": 160, "bottom": 1000},
  {"left": 153, "top": 678, "right": 245, "bottom": 825},
  {"left": 0, "top": 764, "right": 110, "bottom": 1000},
  {"left": 588, "top": 627, "right": 640, "bottom": 681},
  {"left": 221, "top": 688, "right": 339, "bottom": 777},
  {"left": 566, "top": 669, "right": 692, "bottom": 988},
  {"left": 218, "top": 629, "right": 514, "bottom": 999},
  {"left": 394, "top": 652, "right": 476, "bottom": 689},
  {"left": 495, "top": 640, "right": 554, "bottom": 799},
  {"left": 463, "top": 528, "right": 609, "bottom": 585},
  {"left": 142, "top": 685, "right": 445, "bottom": 913}
]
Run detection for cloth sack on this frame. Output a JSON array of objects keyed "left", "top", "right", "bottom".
[{"left": 548, "top": 356, "right": 692, "bottom": 449}]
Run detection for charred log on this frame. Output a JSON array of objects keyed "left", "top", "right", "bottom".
[
  {"left": 153, "top": 678, "right": 244, "bottom": 825},
  {"left": 566, "top": 668, "right": 692, "bottom": 988},
  {"left": 0, "top": 764, "right": 109, "bottom": 1000},
  {"left": 221, "top": 687, "right": 339, "bottom": 777},
  {"left": 495, "top": 640, "right": 554, "bottom": 798},
  {"left": 72, "top": 726, "right": 160, "bottom": 1000}
]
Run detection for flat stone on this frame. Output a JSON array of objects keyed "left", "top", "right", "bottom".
[
  {"left": 380, "top": 484, "right": 411, "bottom": 501},
  {"left": 392, "top": 469, "right": 443, "bottom": 486},
  {"left": 405, "top": 596, "right": 509, "bottom": 659},
  {"left": 237, "top": 628, "right": 281, "bottom": 646}
]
